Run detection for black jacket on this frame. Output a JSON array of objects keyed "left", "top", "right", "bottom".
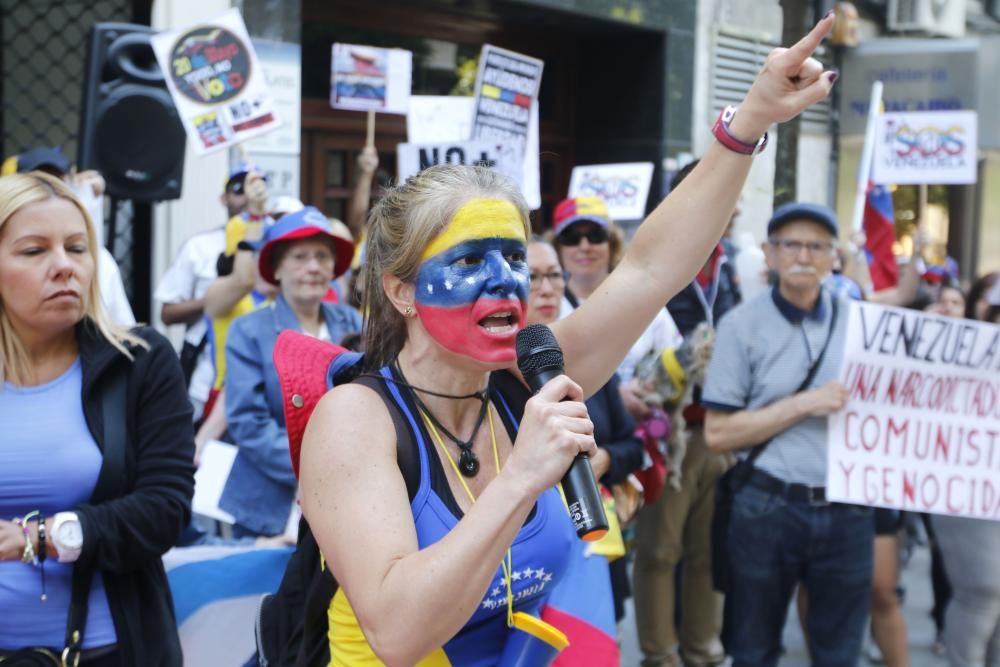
[
  {"left": 666, "top": 257, "right": 741, "bottom": 337},
  {"left": 586, "top": 374, "right": 643, "bottom": 486},
  {"left": 75, "top": 320, "right": 195, "bottom": 667}
]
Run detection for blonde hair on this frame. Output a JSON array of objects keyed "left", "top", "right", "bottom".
[
  {"left": 362, "top": 165, "right": 530, "bottom": 369},
  {"left": 0, "top": 171, "right": 146, "bottom": 385}
]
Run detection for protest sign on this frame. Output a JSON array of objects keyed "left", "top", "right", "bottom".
[
  {"left": 827, "top": 302, "right": 1000, "bottom": 520},
  {"left": 331, "top": 43, "right": 412, "bottom": 114},
  {"left": 397, "top": 140, "right": 522, "bottom": 187},
  {"left": 872, "top": 110, "right": 978, "bottom": 185},
  {"left": 568, "top": 162, "right": 655, "bottom": 221},
  {"left": 408, "top": 95, "right": 541, "bottom": 209},
  {"left": 151, "top": 8, "right": 280, "bottom": 155},
  {"left": 471, "top": 45, "right": 543, "bottom": 151}
]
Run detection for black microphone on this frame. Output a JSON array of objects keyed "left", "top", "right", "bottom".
[{"left": 516, "top": 324, "right": 609, "bottom": 541}]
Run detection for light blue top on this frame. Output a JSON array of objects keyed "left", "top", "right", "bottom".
[
  {"left": 0, "top": 360, "right": 117, "bottom": 649},
  {"left": 220, "top": 294, "right": 362, "bottom": 535},
  {"left": 702, "top": 288, "right": 847, "bottom": 486}
]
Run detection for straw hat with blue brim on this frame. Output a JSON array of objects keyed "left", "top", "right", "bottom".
[{"left": 255, "top": 206, "right": 355, "bottom": 284}]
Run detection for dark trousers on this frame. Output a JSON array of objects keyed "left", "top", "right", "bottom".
[{"left": 725, "top": 484, "right": 874, "bottom": 667}]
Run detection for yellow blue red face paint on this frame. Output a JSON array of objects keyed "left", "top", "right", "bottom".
[{"left": 414, "top": 198, "right": 529, "bottom": 364}]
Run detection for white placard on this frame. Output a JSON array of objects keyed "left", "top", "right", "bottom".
[
  {"left": 193, "top": 440, "right": 237, "bottom": 523},
  {"left": 331, "top": 43, "right": 412, "bottom": 115},
  {"left": 827, "top": 302, "right": 1000, "bottom": 520},
  {"left": 397, "top": 140, "right": 523, "bottom": 187},
  {"left": 406, "top": 95, "right": 541, "bottom": 210},
  {"left": 872, "top": 111, "right": 978, "bottom": 185},
  {"left": 244, "top": 39, "right": 301, "bottom": 155},
  {"left": 471, "top": 45, "right": 543, "bottom": 152},
  {"left": 151, "top": 8, "right": 280, "bottom": 155},
  {"left": 568, "top": 162, "right": 655, "bottom": 221}
]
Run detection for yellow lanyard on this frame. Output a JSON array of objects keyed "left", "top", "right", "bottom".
[{"left": 419, "top": 403, "right": 516, "bottom": 628}]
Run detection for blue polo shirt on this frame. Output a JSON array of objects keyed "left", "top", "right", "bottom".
[{"left": 702, "top": 287, "right": 847, "bottom": 486}]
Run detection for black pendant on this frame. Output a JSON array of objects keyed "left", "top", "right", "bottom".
[{"left": 459, "top": 448, "right": 480, "bottom": 477}]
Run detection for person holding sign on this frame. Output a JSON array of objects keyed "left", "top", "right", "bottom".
[
  {"left": 702, "top": 202, "right": 873, "bottom": 666},
  {"left": 299, "top": 15, "right": 840, "bottom": 666}
]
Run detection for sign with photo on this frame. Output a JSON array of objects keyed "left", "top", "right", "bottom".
[
  {"left": 568, "top": 162, "right": 655, "bottom": 221},
  {"left": 827, "top": 302, "right": 1000, "bottom": 520},
  {"left": 872, "top": 110, "right": 978, "bottom": 185},
  {"left": 330, "top": 43, "right": 412, "bottom": 114},
  {"left": 151, "top": 8, "right": 280, "bottom": 154},
  {"left": 397, "top": 140, "right": 523, "bottom": 186}
]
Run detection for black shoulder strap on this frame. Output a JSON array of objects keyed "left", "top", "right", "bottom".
[
  {"left": 65, "top": 363, "right": 129, "bottom": 663},
  {"left": 353, "top": 373, "right": 421, "bottom": 499},
  {"left": 746, "top": 296, "right": 840, "bottom": 466}
]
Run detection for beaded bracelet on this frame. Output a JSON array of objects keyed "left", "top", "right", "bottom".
[{"left": 17, "top": 510, "right": 39, "bottom": 564}]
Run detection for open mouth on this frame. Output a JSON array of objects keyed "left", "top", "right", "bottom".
[{"left": 478, "top": 310, "right": 518, "bottom": 334}]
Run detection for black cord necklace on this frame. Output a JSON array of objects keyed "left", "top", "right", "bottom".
[{"left": 390, "top": 360, "right": 489, "bottom": 477}]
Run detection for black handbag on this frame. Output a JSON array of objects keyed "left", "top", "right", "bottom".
[
  {"left": 710, "top": 297, "right": 838, "bottom": 594},
  {"left": 1, "top": 367, "right": 128, "bottom": 667}
]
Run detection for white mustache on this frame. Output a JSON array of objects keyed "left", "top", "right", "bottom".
[{"left": 788, "top": 265, "right": 818, "bottom": 275}]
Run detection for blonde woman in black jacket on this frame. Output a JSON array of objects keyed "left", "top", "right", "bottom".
[{"left": 0, "top": 171, "right": 194, "bottom": 666}]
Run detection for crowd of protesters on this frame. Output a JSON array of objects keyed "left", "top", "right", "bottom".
[{"left": 4, "top": 14, "right": 1000, "bottom": 667}]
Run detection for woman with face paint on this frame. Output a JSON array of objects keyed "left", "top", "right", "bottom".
[{"left": 300, "top": 15, "right": 840, "bottom": 666}]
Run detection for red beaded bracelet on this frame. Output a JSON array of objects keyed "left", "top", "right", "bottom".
[{"left": 712, "top": 105, "right": 769, "bottom": 156}]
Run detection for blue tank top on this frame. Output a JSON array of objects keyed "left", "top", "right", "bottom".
[{"left": 328, "top": 369, "right": 576, "bottom": 666}]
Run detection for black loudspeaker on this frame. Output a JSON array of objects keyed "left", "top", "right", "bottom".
[{"left": 78, "top": 23, "right": 186, "bottom": 202}]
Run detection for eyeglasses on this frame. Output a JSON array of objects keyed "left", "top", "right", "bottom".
[
  {"left": 557, "top": 227, "right": 609, "bottom": 246},
  {"left": 529, "top": 270, "right": 568, "bottom": 291},
  {"left": 769, "top": 239, "right": 835, "bottom": 256}
]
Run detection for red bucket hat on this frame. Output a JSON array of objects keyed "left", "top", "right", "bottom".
[
  {"left": 256, "top": 206, "right": 355, "bottom": 284},
  {"left": 272, "top": 330, "right": 363, "bottom": 478}
]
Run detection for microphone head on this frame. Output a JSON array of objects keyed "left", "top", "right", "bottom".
[{"left": 516, "top": 324, "right": 564, "bottom": 376}]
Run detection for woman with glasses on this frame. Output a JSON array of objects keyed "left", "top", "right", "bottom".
[
  {"left": 552, "top": 196, "right": 682, "bottom": 420},
  {"left": 220, "top": 207, "right": 362, "bottom": 538}
]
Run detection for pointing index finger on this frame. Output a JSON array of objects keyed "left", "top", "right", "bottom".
[{"left": 780, "top": 12, "right": 834, "bottom": 70}]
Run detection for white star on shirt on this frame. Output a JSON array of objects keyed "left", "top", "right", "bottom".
[
  {"left": 522, "top": 567, "right": 534, "bottom": 579},
  {"left": 543, "top": 573, "right": 553, "bottom": 583},
  {"left": 491, "top": 586, "right": 501, "bottom": 597},
  {"left": 534, "top": 568, "right": 546, "bottom": 580},
  {"left": 511, "top": 571, "right": 522, "bottom": 581}
]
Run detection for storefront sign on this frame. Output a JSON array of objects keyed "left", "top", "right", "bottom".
[
  {"left": 827, "top": 302, "right": 1000, "bottom": 520},
  {"left": 872, "top": 111, "right": 978, "bottom": 185},
  {"left": 152, "top": 8, "right": 280, "bottom": 155},
  {"left": 568, "top": 162, "right": 655, "bottom": 221}
]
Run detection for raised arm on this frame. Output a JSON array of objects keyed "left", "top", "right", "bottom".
[{"left": 553, "top": 14, "right": 837, "bottom": 396}]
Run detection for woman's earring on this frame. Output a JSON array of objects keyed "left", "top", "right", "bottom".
[{"left": 403, "top": 305, "right": 414, "bottom": 317}]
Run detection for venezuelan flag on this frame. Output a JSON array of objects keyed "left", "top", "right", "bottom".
[{"left": 541, "top": 540, "right": 620, "bottom": 666}]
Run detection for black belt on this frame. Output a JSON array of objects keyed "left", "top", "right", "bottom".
[{"left": 746, "top": 468, "right": 828, "bottom": 506}]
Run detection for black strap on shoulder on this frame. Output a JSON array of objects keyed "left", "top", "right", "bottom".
[
  {"left": 746, "top": 296, "right": 839, "bottom": 467},
  {"left": 65, "top": 364, "right": 129, "bottom": 664}
]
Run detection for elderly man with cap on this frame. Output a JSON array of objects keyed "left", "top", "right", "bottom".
[
  {"left": 219, "top": 207, "right": 361, "bottom": 538},
  {"left": 702, "top": 202, "right": 871, "bottom": 667}
]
